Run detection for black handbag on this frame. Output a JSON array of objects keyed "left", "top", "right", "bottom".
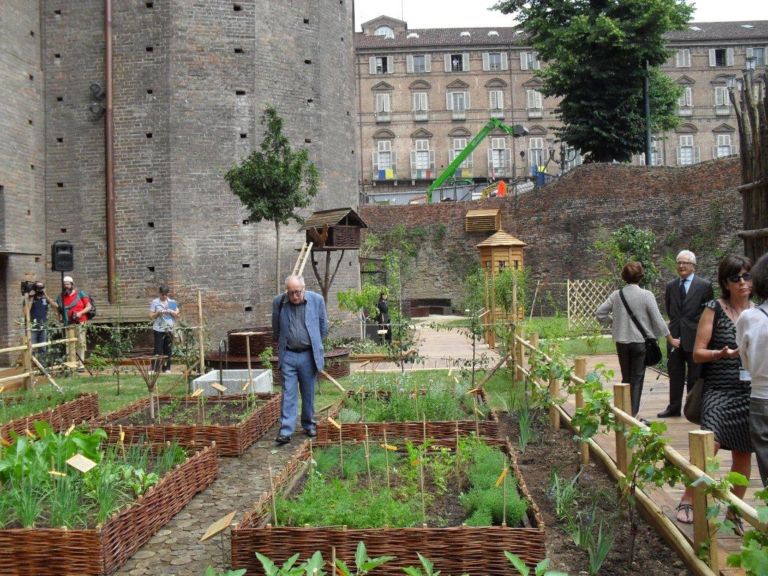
[
  {"left": 618, "top": 289, "right": 662, "bottom": 367},
  {"left": 684, "top": 377, "right": 704, "bottom": 424}
]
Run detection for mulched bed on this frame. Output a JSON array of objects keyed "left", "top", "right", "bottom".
[
  {"left": 92, "top": 394, "right": 281, "bottom": 456},
  {"left": 1, "top": 393, "right": 99, "bottom": 441},
  {"left": 502, "top": 410, "right": 693, "bottom": 575}
]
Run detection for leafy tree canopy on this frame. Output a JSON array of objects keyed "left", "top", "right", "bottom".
[{"left": 493, "top": 0, "right": 694, "bottom": 162}]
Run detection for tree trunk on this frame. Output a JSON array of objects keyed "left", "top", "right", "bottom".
[{"left": 274, "top": 221, "right": 281, "bottom": 294}]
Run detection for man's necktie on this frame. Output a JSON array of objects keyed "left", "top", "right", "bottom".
[{"left": 679, "top": 278, "right": 687, "bottom": 303}]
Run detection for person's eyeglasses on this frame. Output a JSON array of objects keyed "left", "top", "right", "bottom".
[
  {"left": 676, "top": 261, "right": 694, "bottom": 266},
  {"left": 287, "top": 289, "right": 304, "bottom": 296},
  {"left": 727, "top": 273, "right": 752, "bottom": 283}
]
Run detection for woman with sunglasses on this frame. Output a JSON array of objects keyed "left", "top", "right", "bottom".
[{"left": 676, "top": 255, "right": 754, "bottom": 530}]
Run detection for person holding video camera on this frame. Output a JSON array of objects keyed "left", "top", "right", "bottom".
[
  {"left": 22, "top": 280, "right": 50, "bottom": 365},
  {"left": 51, "top": 275, "right": 92, "bottom": 366}
]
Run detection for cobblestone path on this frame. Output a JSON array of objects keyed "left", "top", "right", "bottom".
[{"left": 117, "top": 423, "right": 300, "bottom": 576}]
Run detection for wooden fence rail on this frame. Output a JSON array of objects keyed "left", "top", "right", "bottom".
[{"left": 512, "top": 332, "right": 763, "bottom": 576}]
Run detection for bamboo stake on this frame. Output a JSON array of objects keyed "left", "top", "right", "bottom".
[
  {"left": 548, "top": 374, "right": 560, "bottom": 430},
  {"left": 573, "top": 357, "right": 589, "bottom": 466},
  {"left": 502, "top": 457, "right": 508, "bottom": 527},
  {"left": 197, "top": 290, "right": 205, "bottom": 378},
  {"left": 22, "top": 300, "right": 33, "bottom": 390},
  {"left": 320, "top": 369, "right": 346, "bottom": 392},
  {"left": 473, "top": 396, "right": 479, "bottom": 436},
  {"left": 339, "top": 424, "right": 344, "bottom": 478},
  {"left": 364, "top": 424, "right": 373, "bottom": 492},
  {"left": 419, "top": 445, "right": 426, "bottom": 524},
  {"left": 268, "top": 466, "right": 278, "bottom": 525},
  {"left": 383, "top": 428, "right": 391, "bottom": 491},
  {"left": 455, "top": 422, "right": 461, "bottom": 479}
]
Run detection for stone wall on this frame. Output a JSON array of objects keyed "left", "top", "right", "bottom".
[
  {"left": 0, "top": 1, "right": 45, "bottom": 348},
  {"left": 360, "top": 158, "right": 743, "bottom": 313},
  {"left": 37, "top": 0, "right": 360, "bottom": 343}
]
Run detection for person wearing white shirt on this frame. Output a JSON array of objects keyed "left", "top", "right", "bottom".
[{"left": 149, "top": 285, "right": 179, "bottom": 373}]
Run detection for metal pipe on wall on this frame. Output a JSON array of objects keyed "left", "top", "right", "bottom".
[{"left": 105, "top": 0, "right": 116, "bottom": 303}]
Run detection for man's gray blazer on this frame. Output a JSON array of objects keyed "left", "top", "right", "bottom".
[{"left": 271, "top": 290, "right": 328, "bottom": 372}]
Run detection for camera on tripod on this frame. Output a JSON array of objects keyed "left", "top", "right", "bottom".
[{"left": 21, "top": 281, "right": 45, "bottom": 296}]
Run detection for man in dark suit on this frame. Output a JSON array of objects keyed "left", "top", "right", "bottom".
[{"left": 658, "top": 250, "right": 714, "bottom": 417}]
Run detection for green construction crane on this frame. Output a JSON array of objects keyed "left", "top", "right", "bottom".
[{"left": 426, "top": 119, "right": 528, "bottom": 203}]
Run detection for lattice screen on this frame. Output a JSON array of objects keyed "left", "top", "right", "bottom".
[{"left": 567, "top": 279, "right": 616, "bottom": 332}]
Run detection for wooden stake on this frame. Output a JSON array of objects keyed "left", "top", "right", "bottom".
[
  {"left": 574, "top": 357, "right": 589, "bottom": 466},
  {"left": 22, "top": 300, "right": 33, "bottom": 390},
  {"left": 364, "top": 424, "right": 373, "bottom": 492},
  {"left": 690, "top": 430, "right": 719, "bottom": 568},
  {"left": 419, "top": 446, "right": 426, "bottom": 524},
  {"left": 245, "top": 334, "right": 253, "bottom": 393},
  {"left": 383, "top": 428, "right": 391, "bottom": 491},
  {"left": 548, "top": 374, "right": 560, "bottom": 430},
  {"left": 502, "top": 457, "right": 508, "bottom": 527},
  {"left": 613, "top": 383, "right": 632, "bottom": 474},
  {"left": 268, "top": 466, "right": 278, "bottom": 526},
  {"left": 473, "top": 396, "right": 479, "bottom": 436},
  {"left": 197, "top": 290, "right": 205, "bottom": 377},
  {"left": 320, "top": 369, "right": 346, "bottom": 393},
  {"left": 339, "top": 424, "right": 344, "bottom": 478}
]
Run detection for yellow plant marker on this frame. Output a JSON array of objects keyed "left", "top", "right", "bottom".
[
  {"left": 119, "top": 429, "right": 125, "bottom": 444},
  {"left": 49, "top": 469, "right": 66, "bottom": 478},
  {"left": 380, "top": 443, "right": 397, "bottom": 451},
  {"left": 191, "top": 388, "right": 204, "bottom": 398},
  {"left": 0, "top": 437, "right": 11, "bottom": 447},
  {"left": 64, "top": 424, "right": 75, "bottom": 436},
  {"left": 242, "top": 381, "right": 251, "bottom": 392},
  {"left": 211, "top": 382, "right": 227, "bottom": 393},
  {"left": 66, "top": 453, "right": 97, "bottom": 473},
  {"left": 495, "top": 467, "right": 509, "bottom": 487},
  {"left": 200, "top": 511, "right": 236, "bottom": 542},
  {"left": 453, "top": 376, "right": 460, "bottom": 384},
  {"left": 327, "top": 417, "right": 342, "bottom": 430},
  {"left": 25, "top": 429, "right": 36, "bottom": 439},
  {"left": 0, "top": 385, "right": 5, "bottom": 394},
  {"left": 466, "top": 387, "right": 480, "bottom": 395}
]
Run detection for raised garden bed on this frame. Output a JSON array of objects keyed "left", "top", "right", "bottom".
[
  {"left": 0, "top": 436, "right": 218, "bottom": 576},
  {"left": 270, "top": 348, "right": 351, "bottom": 387},
  {"left": 231, "top": 437, "right": 544, "bottom": 574},
  {"left": 92, "top": 393, "right": 281, "bottom": 456},
  {"left": 0, "top": 392, "right": 99, "bottom": 441}
]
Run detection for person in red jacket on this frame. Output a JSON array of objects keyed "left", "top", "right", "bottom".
[{"left": 52, "top": 275, "right": 92, "bottom": 366}]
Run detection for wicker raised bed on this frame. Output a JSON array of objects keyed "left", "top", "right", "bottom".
[
  {"left": 0, "top": 444, "right": 218, "bottom": 576},
  {"left": 92, "top": 393, "right": 281, "bottom": 456},
  {"left": 0, "top": 392, "right": 99, "bottom": 441},
  {"left": 270, "top": 348, "right": 351, "bottom": 387},
  {"left": 231, "top": 438, "right": 545, "bottom": 574}
]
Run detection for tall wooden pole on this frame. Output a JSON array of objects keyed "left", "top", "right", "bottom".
[
  {"left": 197, "top": 290, "right": 205, "bottom": 376},
  {"left": 23, "top": 300, "right": 33, "bottom": 389}
]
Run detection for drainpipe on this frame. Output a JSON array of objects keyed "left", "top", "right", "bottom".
[{"left": 105, "top": 0, "right": 116, "bottom": 303}]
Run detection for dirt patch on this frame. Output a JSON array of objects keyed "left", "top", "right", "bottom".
[
  {"left": 115, "top": 397, "right": 266, "bottom": 426},
  {"left": 502, "top": 411, "right": 692, "bottom": 575}
]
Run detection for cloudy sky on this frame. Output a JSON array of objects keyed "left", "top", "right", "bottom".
[{"left": 354, "top": 0, "right": 768, "bottom": 30}]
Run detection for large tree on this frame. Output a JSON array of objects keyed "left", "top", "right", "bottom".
[
  {"left": 225, "top": 106, "right": 319, "bottom": 293},
  {"left": 493, "top": 0, "right": 694, "bottom": 162}
]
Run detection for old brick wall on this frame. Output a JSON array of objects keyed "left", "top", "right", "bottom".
[
  {"left": 37, "top": 0, "right": 360, "bottom": 344},
  {"left": 360, "top": 158, "right": 743, "bottom": 313},
  {"left": 0, "top": 1, "right": 45, "bottom": 348}
]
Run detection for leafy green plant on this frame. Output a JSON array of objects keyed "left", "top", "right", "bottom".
[
  {"left": 402, "top": 553, "right": 442, "bottom": 576},
  {"left": 593, "top": 225, "right": 659, "bottom": 288},
  {"left": 566, "top": 505, "right": 614, "bottom": 576},
  {"left": 727, "top": 486, "right": 768, "bottom": 575},
  {"left": 334, "top": 541, "right": 394, "bottom": 576},
  {"left": 505, "top": 552, "right": 568, "bottom": 576},
  {"left": 517, "top": 406, "right": 534, "bottom": 454},
  {"left": 255, "top": 551, "right": 325, "bottom": 576},
  {"left": 549, "top": 470, "right": 580, "bottom": 522},
  {"left": 203, "top": 567, "right": 246, "bottom": 576}
]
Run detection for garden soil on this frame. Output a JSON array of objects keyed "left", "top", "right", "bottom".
[{"left": 502, "top": 411, "right": 693, "bottom": 576}]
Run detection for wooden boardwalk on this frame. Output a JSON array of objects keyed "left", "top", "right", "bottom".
[{"left": 574, "top": 355, "right": 759, "bottom": 575}]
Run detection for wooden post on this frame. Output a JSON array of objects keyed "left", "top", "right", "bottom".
[
  {"left": 245, "top": 334, "right": 253, "bottom": 392},
  {"left": 514, "top": 326, "right": 523, "bottom": 383},
  {"left": 529, "top": 332, "right": 539, "bottom": 371},
  {"left": 22, "top": 300, "right": 33, "bottom": 389},
  {"left": 574, "top": 357, "right": 589, "bottom": 466},
  {"left": 548, "top": 374, "right": 560, "bottom": 430},
  {"left": 689, "top": 430, "right": 719, "bottom": 569},
  {"left": 197, "top": 290, "right": 205, "bottom": 376},
  {"left": 66, "top": 326, "right": 77, "bottom": 368},
  {"left": 613, "top": 383, "right": 632, "bottom": 474}
]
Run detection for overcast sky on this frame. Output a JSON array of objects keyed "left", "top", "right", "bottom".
[{"left": 354, "top": 0, "right": 768, "bottom": 30}]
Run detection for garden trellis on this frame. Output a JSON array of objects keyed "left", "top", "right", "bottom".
[{"left": 566, "top": 279, "right": 616, "bottom": 332}]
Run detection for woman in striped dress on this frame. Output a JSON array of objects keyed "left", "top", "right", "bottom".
[{"left": 676, "top": 255, "right": 754, "bottom": 530}]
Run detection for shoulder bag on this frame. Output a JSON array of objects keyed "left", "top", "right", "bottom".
[
  {"left": 684, "top": 302, "right": 719, "bottom": 424},
  {"left": 618, "top": 288, "right": 662, "bottom": 367}
]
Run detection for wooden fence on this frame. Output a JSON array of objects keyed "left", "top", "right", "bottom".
[{"left": 511, "top": 330, "right": 764, "bottom": 576}]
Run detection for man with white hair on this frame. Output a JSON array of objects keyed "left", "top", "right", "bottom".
[
  {"left": 53, "top": 275, "right": 93, "bottom": 366},
  {"left": 658, "top": 250, "right": 713, "bottom": 418},
  {"left": 272, "top": 275, "right": 328, "bottom": 444}
]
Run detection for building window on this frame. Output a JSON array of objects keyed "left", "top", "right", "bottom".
[
  {"left": 369, "top": 56, "right": 391, "bottom": 74},
  {"left": 412, "top": 92, "right": 428, "bottom": 121},
  {"left": 375, "top": 93, "right": 391, "bottom": 122},
  {"left": 483, "top": 52, "right": 507, "bottom": 71},
  {"left": 747, "top": 47, "right": 766, "bottom": 67},
  {"left": 677, "top": 135, "right": 699, "bottom": 165},
  {"left": 373, "top": 140, "right": 396, "bottom": 180},
  {"left": 678, "top": 86, "right": 693, "bottom": 115},
  {"left": 528, "top": 137, "right": 545, "bottom": 170},
  {"left": 449, "top": 137, "right": 473, "bottom": 174},
  {"left": 445, "top": 53, "right": 469, "bottom": 72},
  {"left": 650, "top": 138, "right": 664, "bottom": 166},
  {"left": 488, "top": 137, "right": 510, "bottom": 177},
  {"left": 526, "top": 89, "right": 543, "bottom": 118},
  {"left": 410, "top": 139, "right": 435, "bottom": 179},
  {"left": 374, "top": 26, "right": 394, "bottom": 39},
  {"left": 489, "top": 90, "right": 504, "bottom": 118},
  {"left": 709, "top": 48, "right": 734, "bottom": 67},
  {"left": 675, "top": 49, "right": 691, "bottom": 67},
  {"left": 407, "top": 54, "right": 430, "bottom": 73},
  {"left": 446, "top": 91, "right": 468, "bottom": 119},
  {"left": 520, "top": 51, "right": 540, "bottom": 71},
  {"left": 714, "top": 85, "right": 730, "bottom": 115},
  {"left": 714, "top": 134, "right": 733, "bottom": 158}
]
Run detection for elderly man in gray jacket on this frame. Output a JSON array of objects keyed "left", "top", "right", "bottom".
[{"left": 272, "top": 275, "right": 328, "bottom": 444}]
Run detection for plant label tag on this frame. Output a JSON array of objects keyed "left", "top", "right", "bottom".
[
  {"left": 380, "top": 443, "right": 398, "bottom": 451},
  {"left": 467, "top": 387, "right": 480, "bottom": 395},
  {"left": 191, "top": 388, "right": 204, "bottom": 398},
  {"left": 25, "top": 429, "right": 36, "bottom": 439},
  {"left": 495, "top": 467, "right": 509, "bottom": 487},
  {"left": 377, "top": 329, "right": 388, "bottom": 335},
  {"left": 65, "top": 424, "right": 75, "bottom": 436},
  {"left": 200, "top": 510, "right": 236, "bottom": 542},
  {"left": 0, "top": 385, "right": 4, "bottom": 394},
  {"left": 49, "top": 469, "right": 66, "bottom": 478},
  {"left": 242, "top": 382, "right": 251, "bottom": 391},
  {"left": 211, "top": 383, "right": 227, "bottom": 392},
  {"left": 327, "top": 417, "right": 342, "bottom": 430},
  {"left": 67, "top": 453, "right": 97, "bottom": 473},
  {"left": 0, "top": 437, "right": 12, "bottom": 447}
]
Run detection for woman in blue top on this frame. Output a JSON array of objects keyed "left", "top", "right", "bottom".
[{"left": 149, "top": 285, "right": 179, "bottom": 372}]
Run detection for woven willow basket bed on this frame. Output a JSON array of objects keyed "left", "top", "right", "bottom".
[
  {"left": 231, "top": 437, "right": 545, "bottom": 574},
  {"left": 0, "top": 444, "right": 218, "bottom": 576},
  {"left": 92, "top": 393, "right": 281, "bottom": 456},
  {"left": 1, "top": 392, "right": 99, "bottom": 441}
]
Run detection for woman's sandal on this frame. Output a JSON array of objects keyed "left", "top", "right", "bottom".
[
  {"left": 725, "top": 509, "right": 745, "bottom": 536},
  {"left": 676, "top": 502, "right": 693, "bottom": 524}
]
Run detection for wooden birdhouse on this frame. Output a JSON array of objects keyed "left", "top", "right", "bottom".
[
  {"left": 476, "top": 229, "right": 526, "bottom": 272},
  {"left": 465, "top": 208, "right": 501, "bottom": 233},
  {"left": 300, "top": 207, "right": 368, "bottom": 251}
]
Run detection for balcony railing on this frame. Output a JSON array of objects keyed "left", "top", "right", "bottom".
[{"left": 372, "top": 153, "right": 397, "bottom": 181}]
